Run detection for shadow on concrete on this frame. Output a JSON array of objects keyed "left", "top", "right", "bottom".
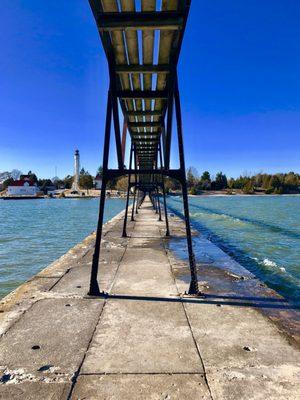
[{"left": 93, "top": 293, "right": 299, "bottom": 310}]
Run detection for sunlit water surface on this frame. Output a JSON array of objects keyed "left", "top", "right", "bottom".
[
  {"left": 1, "top": 196, "right": 299, "bottom": 304},
  {"left": 0, "top": 198, "right": 126, "bottom": 298},
  {"left": 166, "top": 195, "right": 300, "bottom": 304}
]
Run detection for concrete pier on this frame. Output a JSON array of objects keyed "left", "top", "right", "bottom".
[{"left": 0, "top": 199, "right": 299, "bottom": 399}]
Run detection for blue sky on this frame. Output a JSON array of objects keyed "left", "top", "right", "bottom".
[{"left": 0, "top": 0, "right": 299, "bottom": 179}]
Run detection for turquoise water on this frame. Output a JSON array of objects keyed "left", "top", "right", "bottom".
[
  {"left": 1, "top": 196, "right": 299, "bottom": 304},
  {"left": 166, "top": 195, "right": 300, "bottom": 304},
  {"left": 0, "top": 198, "right": 126, "bottom": 299}
]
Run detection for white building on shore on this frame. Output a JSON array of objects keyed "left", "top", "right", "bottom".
[{"left": 7, "top": 177, "right": 38, "bottom": 196}]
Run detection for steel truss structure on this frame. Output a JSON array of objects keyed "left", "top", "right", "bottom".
[{"left": 88, "top": 0, "right": 199, "bottom": 296}]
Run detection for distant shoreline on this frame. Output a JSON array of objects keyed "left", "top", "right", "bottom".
[
  {"left": 188, "top": 192, "right": 300, "bottom": 197},
  {"left": 1, "top": 193, "right": 300, "bottom": 200},
  {"left": 1, "top": 190, "right": 300, "bottom": 201}
]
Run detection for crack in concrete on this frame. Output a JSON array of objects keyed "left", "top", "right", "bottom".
[
  {"left": 163, "top": 240, "right": 214, "bottom": 400},
  {"left": 66, "top": 219, "right": 134, "bottom": 400}
]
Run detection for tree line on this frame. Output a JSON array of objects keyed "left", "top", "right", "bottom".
[
  {"left": 2, "top": 167, "right": 299, "bottom": 195},
  {"left": 182, "top": 168, "right": 300, "bottom": 195}
]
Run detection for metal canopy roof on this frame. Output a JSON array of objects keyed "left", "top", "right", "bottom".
[
  {"left": 89, "top": 0, "right": 191, "bottom": 174},
  {"left": 88, "top": 1, "right": 200, "bottom": 297}
]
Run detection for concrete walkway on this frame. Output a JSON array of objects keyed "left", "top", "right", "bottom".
[{"left": 0, "top": 199, "right": 299, "bottom": 399}]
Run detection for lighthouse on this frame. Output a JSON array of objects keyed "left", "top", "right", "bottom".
[{"left": 72, "top": 149, "right": 80, "bottom": 191}]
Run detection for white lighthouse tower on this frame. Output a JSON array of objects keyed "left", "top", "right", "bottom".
[{"left": 72, "top": 149, "right": 80, "bottom": 191}]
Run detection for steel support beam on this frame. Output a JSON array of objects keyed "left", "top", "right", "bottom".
[
  {"left": 115, "top": 65, "right": 170, "bottom": 74},
  {"left": 158, "top": 143, "right": 170, "bottom": 236},
  {"left": 122, "top": 143, "right": 134, "bottom": 238},
  {"left": 128, "top": 122, "right": 162, "bottom": 128},
  {"left": 164, "top": 69, "right": 176, "bottom": 169},
  {"left": 156, "top": 188, "right": 162, "bottom": 221},
  {"left": 131, "top": 136, "right": 160, "bottom": 140},
  {"left": 132, "top": 138, "right": 159, "bottom": 143},
  {"left": 174, "top": 75, "right": 200, "bottom": 295},
  {"left": 96, "top": 11, "right": 183, "bottom": 31},
  {"left": 121, "top": 118, "right": 127, "bottom": 164},
  {"left": 135, "top": 188, "right": 139, "bottom": 214},
  {"left": 131, "top": 187, "right": 136, "bottom": 221},
  {"left": 117, "top": 90, "right": 168, "bottom": 99},
  {"left": 102, "top": 168, "right": 184, "bottom": 181},
  {"left": 89, "top": 90, "right": 112, "bottom": 296},
  {"left": 127, "top": 110, "right": 163, "bottom": 117},
  {"left": 110, "top": 69, "right": 124, "bottom": 170},
  {"left": 131, "top": 145, "right": 138, "bottom": 222}
]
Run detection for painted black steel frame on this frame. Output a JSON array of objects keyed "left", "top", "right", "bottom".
[{"left": 88, "top": 0, "right": 199, "bottom": 297}]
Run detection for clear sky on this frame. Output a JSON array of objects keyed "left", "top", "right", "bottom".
[{"left": 1, "top": 0, "right": 299, "bottom": 179}]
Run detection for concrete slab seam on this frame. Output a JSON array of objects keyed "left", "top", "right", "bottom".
[
  {"left": 0, "top": 299, "right": 39, "bottom": 340},
  {"left": 48, "top": 268, "right": 72, "bottom": 292},
  {"left": 66, "top": 220, "right": 134, "bottom": 399},
  {"left": 78, "top": 372, "right": 206, "bottom": 376},
  {"left": 66, "top": 300, "right": 108, "bottom": 400},
  {"left": 162, "top": 234, "right": 214, "bottom": 399},
  {"left": 109, "top": 218, "right": 137, "bottom": 293}
]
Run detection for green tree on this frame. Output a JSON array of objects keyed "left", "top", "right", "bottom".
[
  {"left": 269, "top": 175, "right": 281, "bottom": 190},
  {"left": 55, "top": 179, "right": 66, "bottom": 189},
  {"left": 242, "top": 179, "right": 255, "bottom": 194},
  {"left": 200, "top": 170, "right": 211, "bottom": 190},
  {"left": 273, "top": 187, "right": 283, "bottom": 194},
  {"left": 20, "top": 170, "right": 38, "bottom": 183},
  {"left": 63, "top": 175, "right": 73, "bottom": 189},
  {"left": 213, "top": 172, "right": 228, "bottom": 190},
  {"left": 2, "top": 178, "right": 14, "bottom": 189},
  {"left": 164, "top": 178, "right": 181, "bottom": 193},
  {"left": 262, "top": 175, "right": 271, "bottom": 189},
  {"left": 190, "top": 186, "right": 198, "bottom": 195},
  {"left": 79, "top": 170, "right": 93, "bottom": 193},
  {"left": 253, "top": 173, "right": 264, "bottom": 188},
  {"left": 116, "top": 176, "right": 128, "bottom": 192},
  {"left": 186, "top": 167, "right": 197, "bottom": 189},
  {"left": 284, "top": 172, "right": 299, "bottom": 191},
  {"left": 201, "top": 171, "right": 210, "bottom": 181},
  {"left": 107, "top": 177, "right": 117, "bottom": 190},
  {"left": 97, "top": 166, "right": 104, "bottom": 178},
  {"left": 228, "top": 178, "right": 235, "bottom": 189},
  {"left": 38, "top": 179, "right": 53, "bottom": 191}
]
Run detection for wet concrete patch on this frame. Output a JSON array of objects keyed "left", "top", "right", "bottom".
[{"left": 167, "top": 235, "right": 300, "bottom": 344}]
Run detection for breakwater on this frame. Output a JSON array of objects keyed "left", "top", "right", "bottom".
[{"left": 0, "top": 198, "right": 299, "bottom": 399}]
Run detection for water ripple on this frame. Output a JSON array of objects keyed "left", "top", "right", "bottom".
[
  {"left": 0, "top": 198, "right": 126, "bottom": 299},
  {"left": 167, "top": 196, "right": 300, "bottom": 304}
]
